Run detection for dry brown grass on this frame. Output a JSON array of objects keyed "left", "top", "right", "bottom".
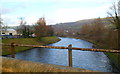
[{"left": 2, "top": 57, "right": 97, "bottom": 72}]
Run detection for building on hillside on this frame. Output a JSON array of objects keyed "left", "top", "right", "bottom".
[{"left": 0, "top": 29, "right": 17, "bottom": 35}]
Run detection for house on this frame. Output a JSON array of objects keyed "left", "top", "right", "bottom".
[{"left": 0, "top": 29, "right": 17, "bottom": 35}]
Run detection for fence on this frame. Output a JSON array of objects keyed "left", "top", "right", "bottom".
[{"left": 2, "top": 42, "right": 120, "bottom": 67}]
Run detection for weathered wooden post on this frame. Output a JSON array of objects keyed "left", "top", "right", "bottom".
[
  {"left": 11, "top": 42, "right": 15, "bottom": 58},
  {"left": 68, "top": 44, "right": 72, "bottom": 67}
]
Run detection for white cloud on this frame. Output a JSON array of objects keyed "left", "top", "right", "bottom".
[
  {"left": 49, "top": 3, "right": 111, "bottom": 24},
  {"left": 0, "top": 0, "right": 112, "bottom": 3}
]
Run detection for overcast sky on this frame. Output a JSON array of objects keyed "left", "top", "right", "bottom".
[{"left": 0, "top": 0, "right": 117, "bottom": 26}]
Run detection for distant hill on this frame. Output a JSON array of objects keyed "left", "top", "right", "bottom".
[{"left": 52, "top": 17, "right": 112, "bottom": 36}]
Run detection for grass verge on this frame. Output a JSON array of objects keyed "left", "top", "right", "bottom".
[{"left": 2, "top": 36, "right": 60, "bottom": 55}]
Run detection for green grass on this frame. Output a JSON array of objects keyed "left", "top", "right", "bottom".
[
  {"left": 2, "top": 36, "right": 60, "bottom": 55},
  {"left": 105, "top": 53, "right": 120, "bottom": 69},
  {"left": 40, "top": 37, "right": 61, "bottom": 45}
]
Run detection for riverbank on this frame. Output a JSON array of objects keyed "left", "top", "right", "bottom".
[
  {"left": 1, "top": 57, "right": 96, "bottom": 72},
  {"left": 2, "top": 36, "right": 60, "bottom": 55}
]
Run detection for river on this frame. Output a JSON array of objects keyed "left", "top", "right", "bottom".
[{"left": 8, "top": 37, "right": 112, "bottom": 72}]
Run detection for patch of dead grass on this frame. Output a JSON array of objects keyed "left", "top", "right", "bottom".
[{"left": 2, "top": 57, "right": 97, "bottom": 72}]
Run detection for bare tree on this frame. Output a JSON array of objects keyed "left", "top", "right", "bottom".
[
  {"left": 0, "top": 14, "right": 2, "bottom": 35},
  {"left": 34, "top": 17, "right": 54, "bottom": 38},
  {"left": 107, "top": 1, "right": 120, "bottom": 30},
  {"left": 80, "top": 18, "right": 106, "bottom": 43},
  {"left": 0, "top": 14, "right": 8, "bottom": 35},
  {"left": 107, "top": 1, "right": 120, "bottom": 49},
  {"left": 34, "top": 17, "right": 48, "bottom": 37},
  {"left": 17, "top": 17, "right": 27, "bottom": 36}
]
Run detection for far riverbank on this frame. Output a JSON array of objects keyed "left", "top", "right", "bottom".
[{"left": 2, "top": 36, "right": 60, "bottom": 56}]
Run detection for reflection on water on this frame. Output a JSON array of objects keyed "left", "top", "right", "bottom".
[{"left": 10, "top": 37, "right": 112, "bottom": 72}]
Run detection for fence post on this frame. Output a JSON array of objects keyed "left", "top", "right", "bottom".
[
  {"left": 68, "top": 44, "right": 72, "bottom": 67},
  {"left": 11, "top": 42, "right": 15, "bottom": 58}
]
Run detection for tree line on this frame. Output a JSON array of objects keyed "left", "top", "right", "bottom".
[
  {"left": 78, "top": 17, "right": 118, "bottom": 49},
  {"left": 16, "top": 17, "right": 54, "bottom": 38}
]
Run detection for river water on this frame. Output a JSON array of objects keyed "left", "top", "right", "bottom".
[{"left": 10, "top": 37, "right": 112, "bottom": 72}]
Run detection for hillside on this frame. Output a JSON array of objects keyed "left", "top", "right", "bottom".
[{"left": 52, "top": 17, "right": 112, "bottom": 36}]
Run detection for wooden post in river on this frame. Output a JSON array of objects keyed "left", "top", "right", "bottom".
[
  {"left": 11, "top": 42, "right": 15, "bottom": 58},
  {"left": 68, "top": 44, "right": 72, "bottom": 67}
]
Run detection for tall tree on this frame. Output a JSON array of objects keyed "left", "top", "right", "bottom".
[
  {"left": 0, "top": 14, "right": 8, "bottom": 35},
  {"left": 34, "top": 17, "right": 48, "bottom": 37},
  {"left": 34, "top": 17, "right": 54, "bottom": 38},
  {"left": 107, "top": 1, "right": 120, "bottom": 49}
]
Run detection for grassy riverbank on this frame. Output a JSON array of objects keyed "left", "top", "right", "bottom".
[{"left": 2, "top": 36, "right": 60, "bottom": 55}]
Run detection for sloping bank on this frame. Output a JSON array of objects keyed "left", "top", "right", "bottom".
[
  {"left": 2, "top": 36, "right": 60, "bottom": 56},
  {"left": 75, "top": 37, "right": 120, "bottom": 72}
]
